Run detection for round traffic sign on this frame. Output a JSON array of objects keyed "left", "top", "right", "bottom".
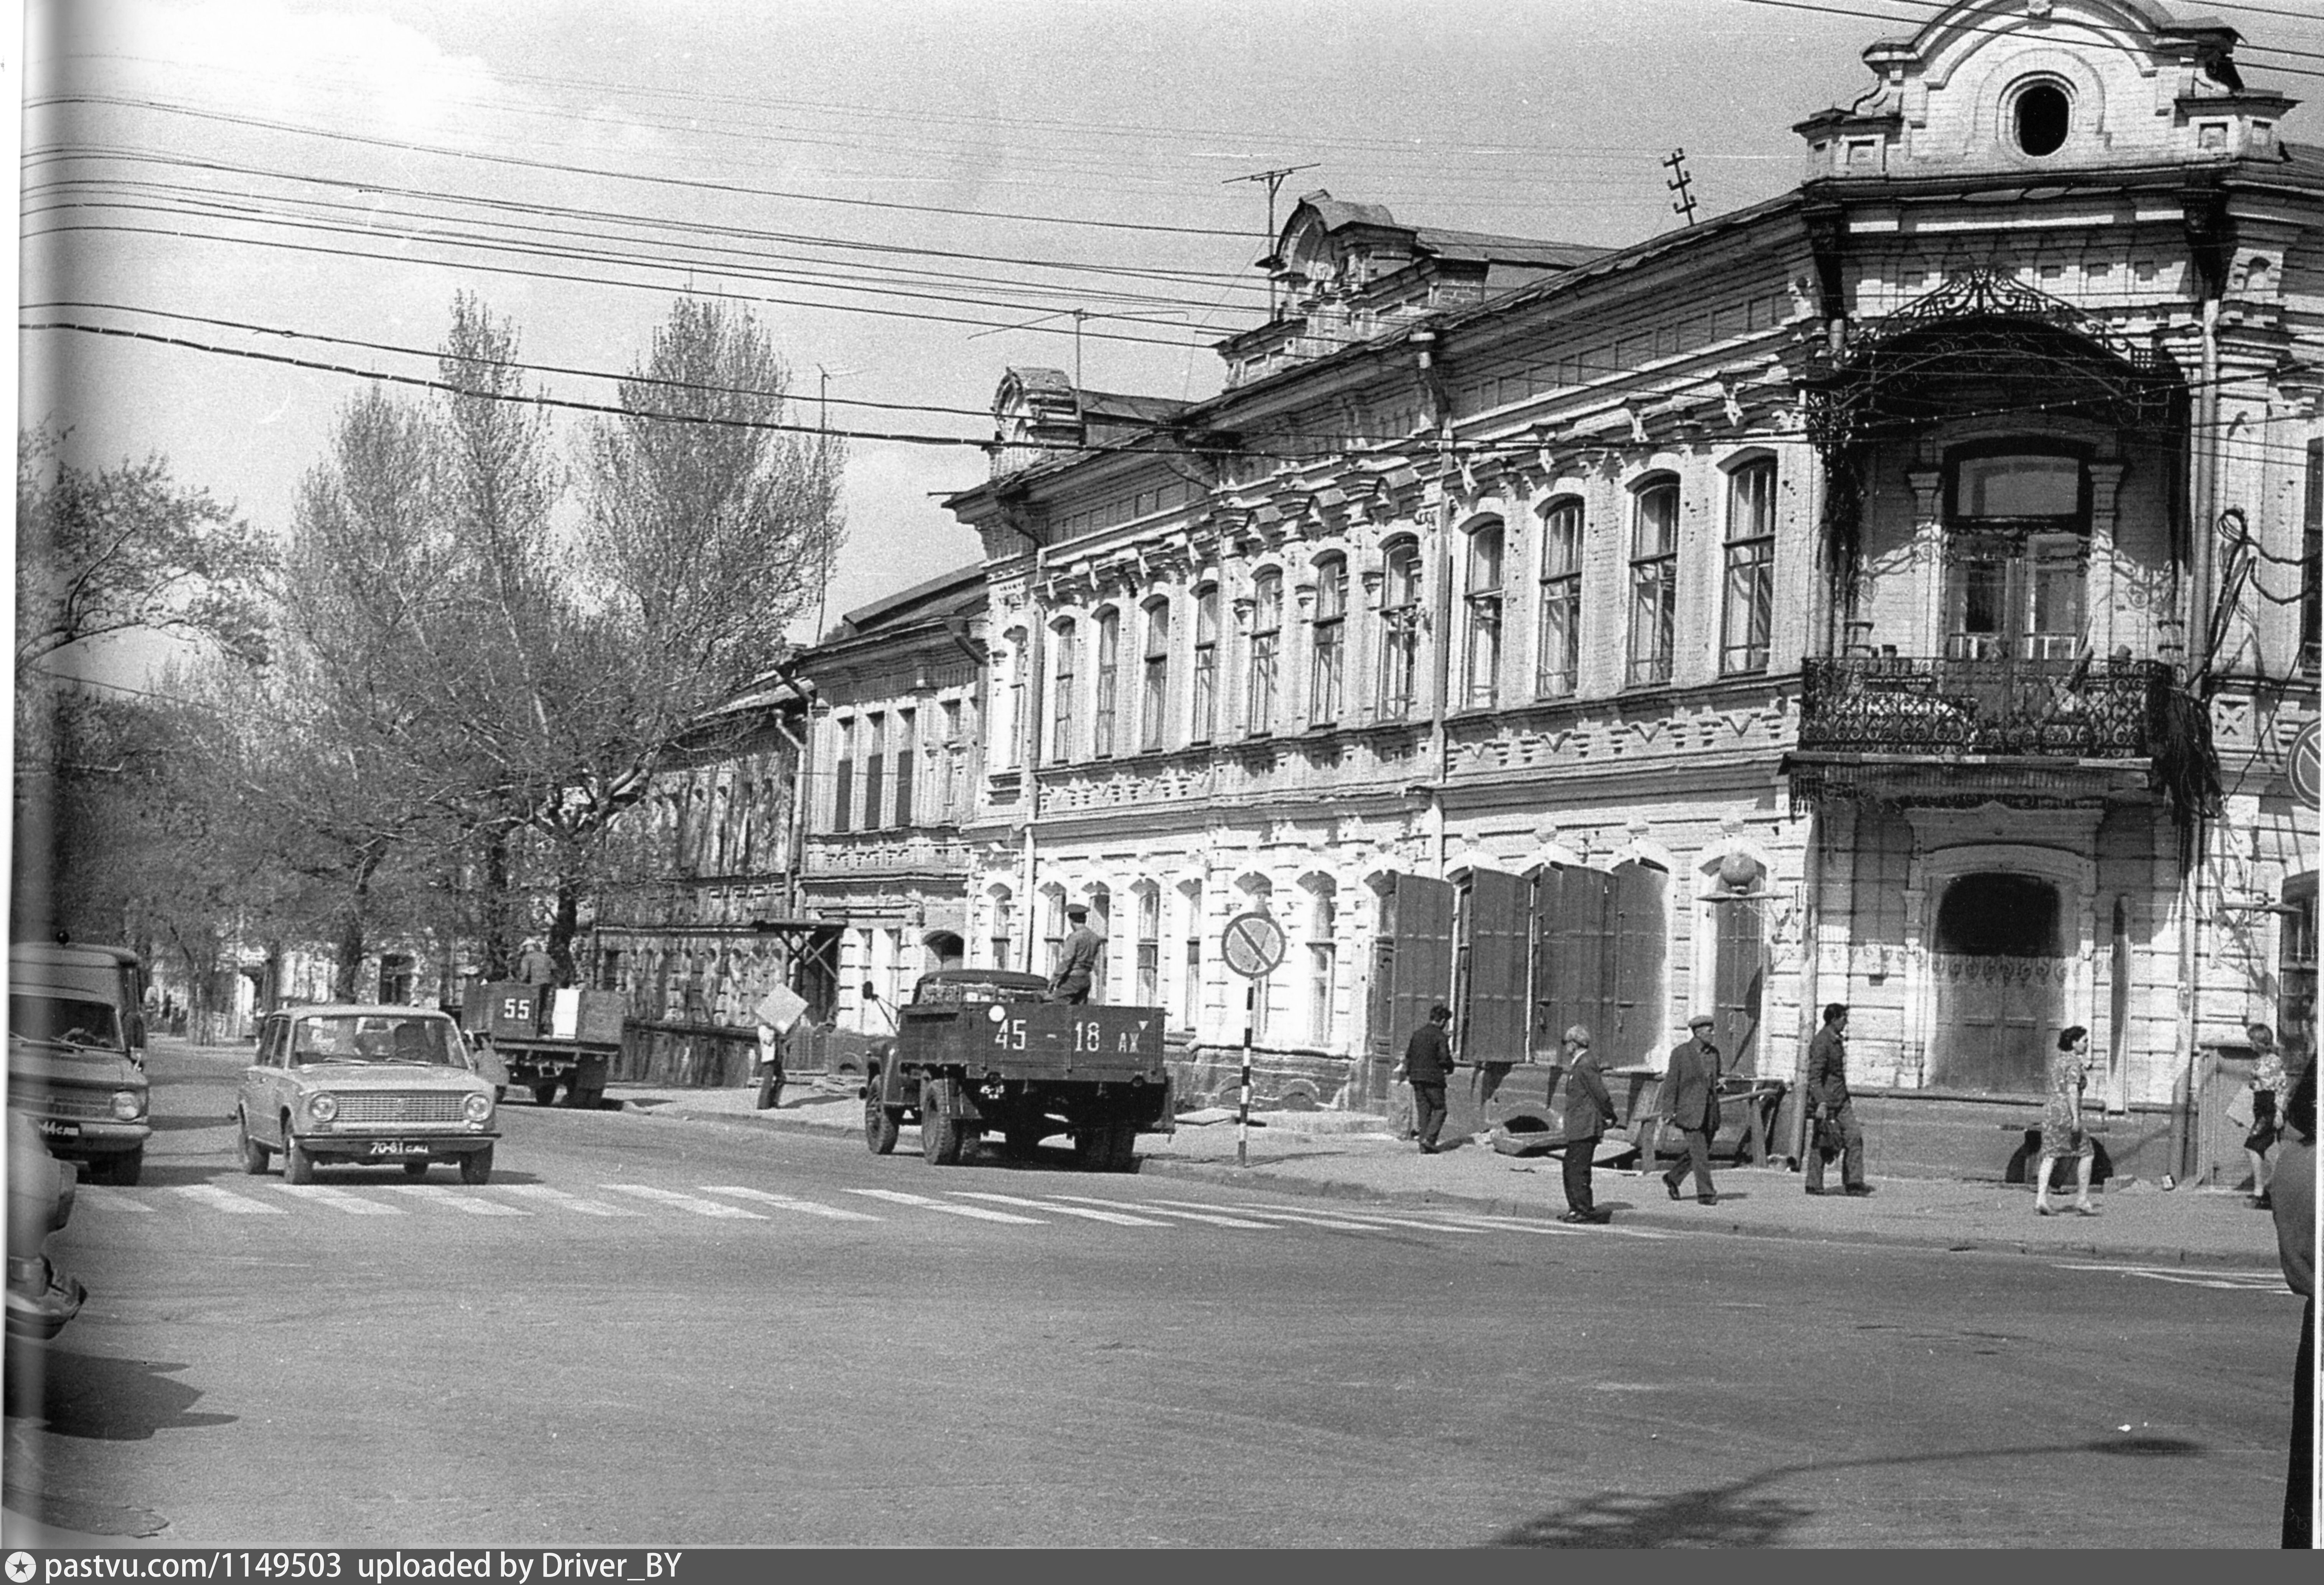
[
  {"left": 2290, "top": 720, "right": 2320, "bottom": 807},
  {"left": 1221, "top": 911, "right": 1286, "bottom": 979}
]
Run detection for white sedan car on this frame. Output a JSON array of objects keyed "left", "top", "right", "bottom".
[{"left": 237, "top": 1005, "right": 500, "bottom": 1184}]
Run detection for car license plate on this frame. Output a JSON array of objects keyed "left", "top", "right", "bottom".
[
  {"left": 36, "top": 1119, "right": 82, "bottom": 1140},
  {"left": 365, "top": 1140, "right": 429, "bottom": 1158}
]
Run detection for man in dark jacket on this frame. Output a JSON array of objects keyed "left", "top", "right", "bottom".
[
  {"left": 1401, "top": 1003, "right": 1455, "bottom": 1154},
  {"left": 1661, "top": 1013, "right": 1722, "bottom": 1205},
  {"left": 1805, "top": 1001, "right": 1871, "bottom": 1196},
  {"left": 1048, "top": 904, "right": 1102, "bottom": 1004},
  {"left": 1559, "top": 1024, "right": 1615, "bottom": 1223}
]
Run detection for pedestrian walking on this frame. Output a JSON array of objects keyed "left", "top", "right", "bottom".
[
  {"left": 1558, "top": 1024, "right": 1615, "bottom": 1224},
  {"left": 1803, "top": 1002, "right": 1872, "bottom": 1196},
  {"left": 1398, "top": 1003, "right": 1455, "bottom": 1154},
  {"left": 2035, "top": 1025, "right": 2100, "bottom": 1217},
  {"left": 1047, "top": 904, "right": 1102, "bottom": 1004},
  {"left": 2232, "top": 1021, "right": 2288, "bottom": 1210},
  {"left": 2269, "top": 1057, "right": 2316, "bottom": 1548},
  {"left": 1661, "top": 1013, "right": 1722, "bottom": 1205}
]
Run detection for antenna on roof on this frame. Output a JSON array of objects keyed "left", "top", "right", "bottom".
[
  {"left": 1663, "top": 148, "right": 1699, "bottom": 228},
  {"left": 1225, "top": 163, "right": 1320, "bottom": 319}
]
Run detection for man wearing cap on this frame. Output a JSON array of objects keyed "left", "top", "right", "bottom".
[
  {"left": 1660, "top": 1013, "right": 1723, "bottom": 1206},
  {"left": 1559, "top": 1024, "right": 1616, "bottom": 1224},
  {"left": 1399, "top": 1003, "right": 1455, "bottom": 1154},
  {"left": 1805, "top": 1002, "right": 1872, "bottom": 1196},
  {"left": 1048, "top": 904, "right": 1103, "bottom": 1004}
]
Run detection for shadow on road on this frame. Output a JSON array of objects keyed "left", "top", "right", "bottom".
[
  {"left": 4, "top": 1343, "right": 236, "bottom": 1442},
  {"left": 1490, "top": 1434, "right": 2206, "bottom": 1547}
]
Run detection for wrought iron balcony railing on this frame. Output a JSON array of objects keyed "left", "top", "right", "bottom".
[{"left": 1797, "top": 655, "right": 2172, "bottom": 760}]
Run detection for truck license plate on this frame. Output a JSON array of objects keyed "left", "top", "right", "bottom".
[
  {"left": 365, "top": 1140, "right": 428, "bottom": 1157},
  {"left": 36, "top": 1118, "right": 81, "bottom": 1140}
]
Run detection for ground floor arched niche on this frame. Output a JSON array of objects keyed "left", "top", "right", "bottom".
[{"left": 1926, "top": 869, "right": 2070, "bottom": 1094}]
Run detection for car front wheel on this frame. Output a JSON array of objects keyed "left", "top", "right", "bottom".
[{"left": 459, "top": 1145, "right": 494, "bottom": 1186}]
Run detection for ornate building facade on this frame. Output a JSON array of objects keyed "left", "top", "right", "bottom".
[{"left": 941, "top": 0, "right": 2321, "bottom": 1178}]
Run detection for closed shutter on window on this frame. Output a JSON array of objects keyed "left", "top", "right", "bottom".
[
  {"left": 1712, "top": 900, "right": 1764, "bottom": 1076},
  {"left": 1461, "top": 869, "right": 1529, "bottom": 1065},
  {"left": 1609, "top": 863, "right": 1669, "bottom": 1069}
]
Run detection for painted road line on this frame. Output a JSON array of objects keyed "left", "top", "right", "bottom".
[
  {"left": 1221, "top": 1202, "right": 1491, "bottom": 1235},
  {"left": 1150, "top": 1198, "right": 1387, "bottom": 1233},
  {"left": 267, "top": 1184, "right": 404, "bottom": 1215},
  {"left": 953, "top": 1191, "right": 1172, "bottom": 1227},
  {"left": 601, "top": 1184, "right": 768, "bottom": 1219},
  {"left": 73, "top": 1186, "right": 154, "bottom": 1213},
  {"left": 1048, "top": 1195, "right": 1279, "bottom": 1230},
  {"left": 1414, "top": 1211, "right": 1591, "bottom": 1237},
  {"left": 173, "top": 1185, "right": 288, "bottom": 1215},
  {"left": 380, "top": 1183, "right": 531, "bottom": 1216},
  {"left": 844, "top": 1188, "right": 1045, "bottom": 1225},
  {"left": 2055, "top": 1262, "right": 2286, "bottom": 1292},
  {"left": 698, "top": 1186, "right": 883, "bottom": 1222},
  {"left": 499, "top": 1184, "right": 643, "bottom": 1217}
]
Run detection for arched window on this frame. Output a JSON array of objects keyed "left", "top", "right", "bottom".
[
  {"left": 1463, "top": 518, "right": 1505, "bottom": 709},
  {"left": 1139, "top": 598, "right": 1171, "bottom": 751},
  {"left": 1134, "top": 882, "right": 1162, "bottom": 1004},
  {"left": 1304, "top": 881, "right": 1338, "bottom": 1046},
  {"left": 1722, "top": 460, "right": 1776, "bottom": 675},
  {"left": 1092, "top": 607, "right": 1121, "bottom": 758},
  {"left": 1380, "top": 539, "right": 1422, "bottom": 720},
  {"left": 1248, "top": 568, "right": 1283, "bottom": 734},
  {"left": 1628, "top": 478, "right": 1680, "bottom": 687},
  {"left": 1536, "top": 497, "right": 1583, "bottom": 698},
  {"left": 1191, "top": 586, "right": 1221, "bottom": 742},
  {"left": 1310, "top": 555, "right": 1347, "bottom": 724},
  {"left": 1048, "top": 619, "right": 1077, "bottom": 763}
]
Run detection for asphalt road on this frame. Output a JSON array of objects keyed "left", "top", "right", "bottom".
[{"left": 3, "top": 1046, "right": 2303, "bottom": 1548}]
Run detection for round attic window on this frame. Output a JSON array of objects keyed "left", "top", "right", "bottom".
[{"left": 2012, "top": 82, "right": 2071, "bottom": 157}]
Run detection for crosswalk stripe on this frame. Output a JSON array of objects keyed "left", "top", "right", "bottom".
[
  {"left": 1048, "top": 1195, "right": 1278, "bottom": 1229},
  {"left": 844, "top": 1188, "right": 1045, "bottom": 1224},
  {"left": 172, "top": 1184, "right": 287, "bottom": 1215},
  {"left": 601, "top": 1184, "right": 767, "bottom": 1219},
  {"left": 699, "top": 1186, "right": 882, "bottom": 1222},
  {"left": 954, "top": 1191, "right": 1170, "bottom": 1227},
  {"left": 500, "top": 1184, "right": 641, "bottom": 1217},
  {"left": 1420, "top": 1211, "right": 1591, "bottom": 1236},
  {"left": 1150, "top": 1198, "right": 1383, "bottom": 1232},
  {"left": 1221, "top": 1202, "right": 1490, "bottom": 1235},
  {"left": 73, "top": 1186, "right": 154, "bottom": 1213},
  {"left": 267, "top": 1184, "right": 403, "bottom": 1215},
  {"left": 380, "top": 1184, "right": 531, "bottom": 1216}
]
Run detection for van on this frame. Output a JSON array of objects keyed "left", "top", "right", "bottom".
[{"left": 7, "top": 941, "right": 153, "bottom": 1184}]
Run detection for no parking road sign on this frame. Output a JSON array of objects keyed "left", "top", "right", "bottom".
[{"left": 1221, "top": 910, "right": 1286, "bottom": 979}]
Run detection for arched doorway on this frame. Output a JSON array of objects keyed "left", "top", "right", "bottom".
[
  {"left": 1928, "top": 871, "right": 2067, "bottom": 1093},
  {"left": 922, "top": 931, "right": 965, "bottom": 973}
]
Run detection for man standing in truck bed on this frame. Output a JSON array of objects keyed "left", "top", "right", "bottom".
[{"left": 1049, "top": 904, "right": 1102, "bottom": 1004}]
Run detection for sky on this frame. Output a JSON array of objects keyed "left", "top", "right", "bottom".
[{"left": 18, "top": 0, "right": 2324, "bottom": 690}]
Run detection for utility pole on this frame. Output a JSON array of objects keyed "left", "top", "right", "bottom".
[
  {"left": 813, "top": 364, "right": 858, "bottom": 643},
  {"left": 1664, "top": 148, "right": 1699, "bottom": 227},
  {"left": 1225, "top": 162, "right": 1320, "bottom": 318}
]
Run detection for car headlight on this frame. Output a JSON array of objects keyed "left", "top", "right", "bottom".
[
  {"left": 110, "top": 1090, "right": 144, "bottom": 1122},
  {"left": 309, "top": 1094, "right": 339, "bottom": 1122},
  {"left": 463, "top": 1093, "right": 494, "bottom": 1125}
]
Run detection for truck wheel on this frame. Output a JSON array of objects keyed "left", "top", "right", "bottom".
[
  {"left": 238, "top": 1111, "right": 269, "bottom": 1175},
  {"left": 283, "top": 1131, "right": 316, "bottom": 1185},
  {"left": 459, "top": 1145, "right": 494, "bottom": 1186},
  {"left": 921, "top": 1080, "right": 964, "bottom": 1166},
  {"left": 570, "top": 1085, "right": 606, "bottom": 1110},
  {"left": 531, "top": 1083, "right": 560, "bottom": 1107},
  {"left": 865, "top": 1095, "right": 900, "bottom": 1155}
]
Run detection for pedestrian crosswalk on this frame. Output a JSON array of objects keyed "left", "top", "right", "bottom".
[{"left": 71, "top": 1178, "right": 1617, "bottom": 1244}]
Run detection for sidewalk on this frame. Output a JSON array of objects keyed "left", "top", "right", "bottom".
[{"left": 607, "top": 1080, "right": 2293, "bottom": 1272}]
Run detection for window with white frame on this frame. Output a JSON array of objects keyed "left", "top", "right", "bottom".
[
  {"left": 1140, "top": 598, "right": 1171, "bottom": 750},
  {"left": 1463, "top": 518, "right": 1505, "bottom": 709},
  {"left": 989, "top": 891, "right": 1014, "bottom": 970},
  {"left": 1943, "top": 448, "right": 2089, "bottom": 661},
  {"left": 1048, "top": 619, "right": 1077, "bottom": 763},
  {"left": 1092, "top": 607, "right": 1120, "bottom": 758},
  {"left": 1178, "top": 881, "right": 1203, "bottom": 1029},
  {"left": 1043, "top": 891, "right": 1067, "bottom": 976},
  {"left": 1135, "top": 885, "right": 1160, "bottom": 1004},
  {"left": 1310, "top": 555, "right": 1347, "bottom": 724},
  {"left": 1248, "top": 569, "right": 1282, "bottom": 734},
  {"left": 1191, "top": 586, "right": 1220, "bottom": 742},
  {"left": 1001, "top": 631, "right": 1027, "bottom": 770},
  {"left": 1307, "top": 890, "right": 1337, "bottom": 1045},
  {"left": 1628, "top": 478, "right": 1680, "bottom": 687},
  {"left": 1380, "top": 539, "right": 1422, "bottom": 719},
  {"left": 1722, "top": 460, "right": 1776, "bottom": 675},
  {"left": 1536, "top": 497, "right": 1582, "bottom": 698}
]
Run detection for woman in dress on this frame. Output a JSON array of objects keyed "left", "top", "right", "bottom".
[
  {"left": 2036, "top": 1024, "right": 2100, "bottom": 1217},
  {"left": 2241, "top": 1022, "right": 2287, "bottom": 1210}
]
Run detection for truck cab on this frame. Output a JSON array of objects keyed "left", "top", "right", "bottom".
[{"left": 6, "top": 942, "right": 153, "bottom": 1185}]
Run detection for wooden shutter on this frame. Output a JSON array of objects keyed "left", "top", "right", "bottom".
[
  {"left": 1535, "top": 865, "right": 1617, "bottom": 1059},
  {"left": 1369, "top": 872, "right": 1455, "bottom": 1064},
  {"left": 1462, "top": 869, "right": 1528, "bottom": 1064},
  {"left": 892, "top": 748, "right": 915, "bottom": 828},
  {"left": 1711, "top": 899, "right": 1764, "bottom": 1075},
  {"left": 831, "top": 758, "right": 853, "bottom": 834},
  {"left": 1609, "top": 863, "right": 1668, "bottom": 1069}
]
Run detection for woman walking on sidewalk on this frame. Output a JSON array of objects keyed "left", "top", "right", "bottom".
[{"left": 2035, "top": 1026, "right": 2100, "bottom": 1217}]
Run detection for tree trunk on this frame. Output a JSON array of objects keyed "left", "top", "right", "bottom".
[{"left": 547, "top": 850, "right": 583, "bottom": 986}]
